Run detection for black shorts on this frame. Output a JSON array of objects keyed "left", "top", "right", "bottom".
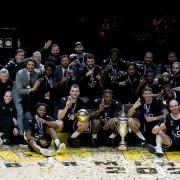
[
  {"left": 62, "top": 119, "right": 91, "bottom": 133},
  {"left": 62, "top": 120, "right": 78, "bottom": 132},
  {"left": 164, "top": 138, "right": 180, "bottom": 151},
  {"left": 133, "top": 117, "right": 156, "bottom": 134},
  {"left": 134, "top": 117, "right": 157, "bottom": 144}
]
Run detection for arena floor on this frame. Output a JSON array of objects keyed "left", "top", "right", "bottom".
[{"left": 0, "top": 145, "right": 180, "bottom": 180}]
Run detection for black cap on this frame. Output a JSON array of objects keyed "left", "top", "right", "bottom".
[{"left": 74, "top": 42, "right": 83, "bottom": 48}]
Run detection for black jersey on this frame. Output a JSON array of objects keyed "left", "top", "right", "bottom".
[
  {"left": 93, "top": 98, "right": 121, "bottom": 119},
  {"left": 58, "top": 96, "right": 86, "bottom": 121},
  {"left": 134, "top": 97, "right": 166, "bottom": 124},
  {"left": 26, "top": 115, "right": 54, "bottom": 139},
  {"left": 58, "top": 96, "right": 86, "bottom": 132},
  {"left": 0, "top": 101, "right": 17, "bottom": 121},
  {"left": 158, "top": 114, "right": 180, "bottom": 146}
]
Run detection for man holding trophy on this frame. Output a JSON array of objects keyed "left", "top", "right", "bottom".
[
  {"left": 57, "top": 84, "right": 90, "bottom": 147},
  {"left": 90, "top": 89, "right": 123, "bottom": 147}
]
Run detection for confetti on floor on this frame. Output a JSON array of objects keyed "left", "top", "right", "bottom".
[{"left": 0, "top": 146, "right": 180, "bottom": 179}]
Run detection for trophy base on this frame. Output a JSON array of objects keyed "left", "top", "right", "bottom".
[{"left": 117, "top": 145, "right": 128, "bottom": 151}]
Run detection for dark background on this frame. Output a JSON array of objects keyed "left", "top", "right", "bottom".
[{"left": 0, "top": 2, "right": 179, "bottom": 64}]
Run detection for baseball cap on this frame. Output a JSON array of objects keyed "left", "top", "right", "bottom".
[{"left": 74, "top": 42, "right": 83, "bottom": 48}]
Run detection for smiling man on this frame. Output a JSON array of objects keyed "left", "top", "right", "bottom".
[
  {"left": 148, "top": 100, "right": 180, "bottom": 157},
  {"left": 57, "top": 84, "right": 89, "bottom": 147}
]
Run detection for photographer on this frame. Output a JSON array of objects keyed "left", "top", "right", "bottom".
[{"left": 25, "top": 103, "right": 65, "bottom": 157}]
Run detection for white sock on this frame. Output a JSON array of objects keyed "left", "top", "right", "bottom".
[
  {"left": 92, "top": 134, "right": 97, "bottom": 139},
  {"left": 71, "top": 131, "right": 80, "bottom": 138},
  {"left": 109, "top": 133, "right": 117, "bottom": 139},
  {"left": 55, "top": 139, "right": 60, "bottom": 146},
  {"left": 156, "top": 134, "right": 162, "bottom": 148},
  {"left": 136, "top": 131, "right": 146, "bottom": 140}
]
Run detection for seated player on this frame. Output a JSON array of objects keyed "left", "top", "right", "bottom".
[
  {"left": 127, "top": 86, "right": 168, "bottom": 147},
  {"left": 148, "top": 100, "right": 180, "bottom": 157},
  {"left": 57, "top": 84, "right": 90, "bottom": 147},
  {"left": 25, "top": 103, "right": 65, "bottom": 157},
  {"left": 90, "top": 89, "right": 122, "bottom": 147}
]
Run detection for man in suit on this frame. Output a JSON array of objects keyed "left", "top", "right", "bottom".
[
  {"left": 53, "top": 55, "right": 78, "bottom": 118},
  {"left": 12, "top": 58, "right": 40, "bottom": 144}
]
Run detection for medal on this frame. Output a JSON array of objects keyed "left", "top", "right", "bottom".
[
  {"left": 68, "top": 114, "right": 76, "bottom": 121},
  {"left": 68, "top": 101, "right": 77, "bottom": 121}
]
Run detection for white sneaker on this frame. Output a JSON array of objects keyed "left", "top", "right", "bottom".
[
  {"left": 155, "top": 146, "right": 164, "bottom": 157},
  {"left": 147, "top": 144, "right": 164, "bottom": 157},
  {"left": 40, "top": 148, "right": 52, "bottom": 157},
  {"left": 56, "top": 143, "right": 66, "bottom": 155}
]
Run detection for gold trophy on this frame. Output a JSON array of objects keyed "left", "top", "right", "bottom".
[
  {"left": 114, "top": 105, "right": 128, "bottom": 151},
  {"left": 76, "top": 109, "right": 90, "bottom": 123}
]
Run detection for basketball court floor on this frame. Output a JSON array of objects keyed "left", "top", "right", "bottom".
[{"left": 0, "top": 145, "right": 180, "bottom": 180}]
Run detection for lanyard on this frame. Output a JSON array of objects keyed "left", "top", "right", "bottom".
[
  {"left": 70, "top": 102, "right": 77, "bottom": 115},
  {"left": 109, "top": 59, "right": 117, "bottom": 75},
  {"left": 144, "top": 104, "right": 151, "bottom": 116},
  {"left": 45, "top": 75, "right": 53, "bottom": 85},
  {"left": 35, "top": 116, "right": 43, "bottom": 134},
  {"left": 77, "top": 53, "right": 85, "bottom": 64},
  {"left": 67, "top": 100, "right": 77, "bottom": 121},
  {"left": 45, "top": 75, "right": 53, "bottom": 88}
]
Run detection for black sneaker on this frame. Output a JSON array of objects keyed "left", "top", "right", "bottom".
[
  {"left": 67, "top": 137, "right": 78, "bottom": 148},
  {"left": 138, "top": 138, "right": 147, "bottom": 147},
  {"left": 91, "top": 138, "right": 98, "bottom": 148},
  {"left": 18, "top": 135, "right": 27, "bottom": 147},
  {"left": 106, "top": 138, "right": 115, "bottom": 147},
  {"left": 2, "top": 139, "right": 11, "bottom": 148}
]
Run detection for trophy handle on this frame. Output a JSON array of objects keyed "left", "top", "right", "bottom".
[{"left": 113, "top": 118, "right": 119, "bottom": 130}]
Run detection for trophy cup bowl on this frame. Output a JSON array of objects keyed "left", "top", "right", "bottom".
[
  {"left": 76, "top": 109, "right": 90, "bottom": 123},
  {"left": 114, "top": 116, "right": 128, "bottom": 151}
]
